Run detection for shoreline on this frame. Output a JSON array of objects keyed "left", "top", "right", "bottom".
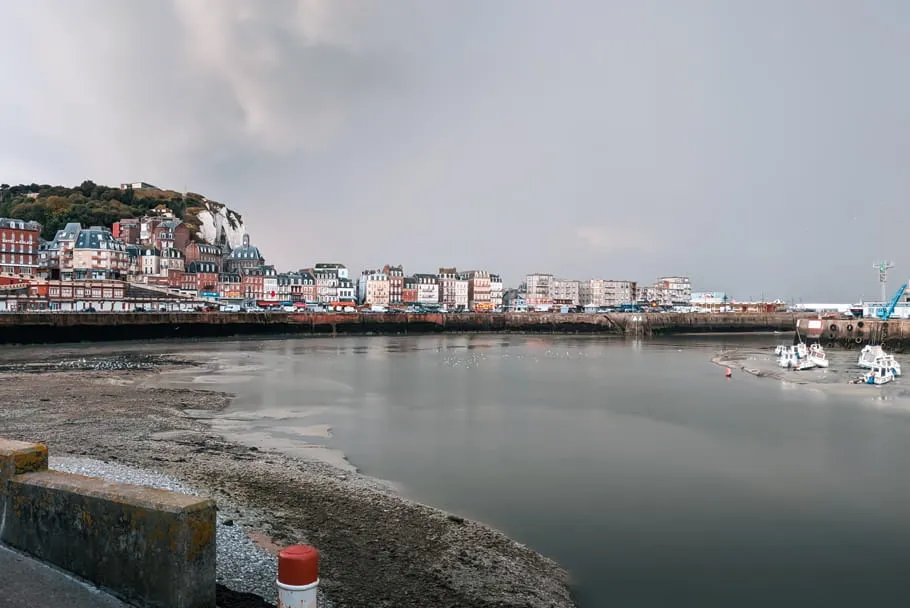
[{"left": 0, "top": 360, "right": 576, "bottom": 608}]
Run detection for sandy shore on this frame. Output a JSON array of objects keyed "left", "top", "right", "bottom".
[{"left": 0, "top": 360, "right": 575, "bottom": 608}]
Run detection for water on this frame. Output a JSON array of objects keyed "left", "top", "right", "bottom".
[{"left": 15, "top": 334, "right": 910, "bottom": 606}]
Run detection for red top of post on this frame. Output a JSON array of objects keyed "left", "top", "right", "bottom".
[{"left": 278, "top": 545, "right": 319, "bottom": 586}]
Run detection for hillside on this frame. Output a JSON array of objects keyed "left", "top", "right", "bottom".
[{"left": 0, "top": 181, "right": 245, "bottom": 246}]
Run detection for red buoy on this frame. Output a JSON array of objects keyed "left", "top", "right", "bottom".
[{"left": 725, "top": 367, "right": 732, "bottom": 378}]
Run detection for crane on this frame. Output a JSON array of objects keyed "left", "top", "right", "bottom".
[{"left": 877, "top": 283, "right": 907, "bottom": 320}]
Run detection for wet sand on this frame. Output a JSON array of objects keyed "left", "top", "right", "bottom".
[
  {"left": 713, "top": 345, "right": 910, "bottom": 405},
  {"left": 0, "top": 359, "right": 575, "bottom": 608}
]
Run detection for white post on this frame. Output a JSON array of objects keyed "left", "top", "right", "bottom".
[{"left": 277, "top": 545, "right": 319, "bottom": 608}]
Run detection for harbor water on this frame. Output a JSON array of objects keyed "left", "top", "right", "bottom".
[{"left": 24, "top": 335, "right": 910, "bottom": 606}]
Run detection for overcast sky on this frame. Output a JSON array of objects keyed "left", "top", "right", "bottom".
[{"left": 1, "top": 0, "right": 908, "bottom": 300}]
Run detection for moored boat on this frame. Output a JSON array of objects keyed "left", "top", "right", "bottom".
[
  {"left": 778, "top": 344, "right": 816, "bottom": 370},
  {"left": 858, "top": 345, "right": 902, "bottom": 376},
  {"left": 862, "top": 364, "right": 894, "bottom": 385},
  {"left": 808, "top": 343, "right": 829, "bottom": 368}
]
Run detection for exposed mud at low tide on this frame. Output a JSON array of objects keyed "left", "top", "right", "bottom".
[{"left": 0, "top": 359, "right": 575, "bottom": 608}]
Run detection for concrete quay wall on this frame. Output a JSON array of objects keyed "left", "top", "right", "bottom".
[
  {"left": 798, "top": 317, "right": 910, "bottom": 351},
  {"left": 0, "top": 438, "right": 216, "bottom": 608},
  {"left": 0, "top": 311, "right": 808, "bottom": 344}
]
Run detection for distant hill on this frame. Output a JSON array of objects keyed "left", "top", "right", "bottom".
[{"left": 0, "top": 181, "right": 244, "bottom": 245}]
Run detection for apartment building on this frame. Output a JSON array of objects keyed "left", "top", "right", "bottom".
[
  {"left": 525, "top": 273, "right": 554, "bottom": 307},
  {"left": 0, "top": 217, "right": 40, "bottom": 277},
  {"left": 383, "top": 265, "right": 405, "bottom": 305}
]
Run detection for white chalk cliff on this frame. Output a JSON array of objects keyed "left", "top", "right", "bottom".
[{"left": 189, "top": 199, "right": 246, "bottom": 249}]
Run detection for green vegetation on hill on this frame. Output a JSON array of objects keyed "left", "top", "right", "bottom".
[{"left": 0, "top": 181, "right": 216, "bottom": 241}]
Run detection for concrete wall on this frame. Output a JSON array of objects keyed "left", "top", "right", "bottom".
[
  {"left": 798, "top": 317, "right": 910, "bottom": 351},
  {"left": 0, "top": 438, "right": 216, "bottom": 608},
  {"left": 0, "top": 311, "right": 811, "bottom": 344}
]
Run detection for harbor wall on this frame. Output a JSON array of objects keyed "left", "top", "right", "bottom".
[
  {"left": 797, "top": 317, "right": 910, "bottom": 352},
  {"left": 0, "top": 311, "right": 808, "bottom": 345}
]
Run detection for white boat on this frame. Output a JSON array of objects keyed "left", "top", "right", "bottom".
[
  {"left": 858, "top": 345, "right": 902, "bottom": 376},
  {"left": 774, "top": 344, "right": 787, "bottom": 355},
  {"left": 778, "top": 344, "right": 816, "bottom": 370},
  {"left": 808, "top": 343, "right": 829, "bottom": 368},
  {"left": 862, "top": 364, "right": 894, "bottom": 385}
]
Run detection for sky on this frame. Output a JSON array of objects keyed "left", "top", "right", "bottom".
[{"left": 1, "top": 0, "right": 909, "bottom": 301}]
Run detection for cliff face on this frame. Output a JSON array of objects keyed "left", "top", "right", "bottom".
[{"left": 182, "top": 198, "right": 246, "bottom": 248}]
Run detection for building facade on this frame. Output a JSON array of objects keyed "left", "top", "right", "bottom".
[
  {"left": 337, "top": 277, "right": 356, "bottom": 302},
  {"left": 552, "top": 278, "right": 580, "bottom": 306},
  {"left": 184, "top": 243, "right": 224, "bottom": 271},
  {"left": 70, "top": 227, "right": 129, "bottom": 280},
  {"left": 526, "top": 273, "right": 554, "bottom": 307},
  {"left": 414, "top": 274, "right": 440, "bottom": 306},
  {"left": 402, "top": 277, "right": 418, "bottom": 304},
  {"left": 357, "top": 270, "right": 390, "bottom": 306},
  {"left": 0, "top": 218, "right": 40, "bottom": 276},
  {"left": 490, "top": 274, "right": 503, "bottom": 308},
  {"left": 461, "top": 270, "right": 491, "bottom": 310},
  {"left": 224, "top": 234, "right": 265, "bottom": 273},
  {"left": 383, "top": 265, "right": 405, "bottom": 305}
]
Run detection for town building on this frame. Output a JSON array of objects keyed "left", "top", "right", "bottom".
[
  {"left": 525, "top": 273, "right": 554, "bottom": 307},
  {"left": 241, "top": 267, "right": 265, "bottom": 303},
  {"left": 70, "top": 226, "right": 129, "bottom": 280},
  {"left": 502, "top": 289, "right": 528, "bottom": 312},
  {"left": 291, "top": 271, "right": 318, "bottom": 303},
  {"left": 120, "top": 182, "right": 157, "bottom": 190},
  {"left": 0, "top": 218, "right": 40, "bottom": 277},
  {"left": 357, "top": 270, "right": 390, "bottom": 307},
  {"left": 383, "top": 265, "right": 405, "bottom": 305},
  {"left": 261, "top": 266, "right": 279, "bottom": 303},
  {"left": 337, "top": 277, "right": 356, "bottom": 303},
  {"left": 112, "top": 219, "right": 140, "bottom": 245},
  {"left": 461, "top": 270, "right": 491, "bottom": 310},
  {"left": 552, "top": 278, "right": 580, "bottom": 306},
  {"left": 314, "top": 263, "right": 349, "bottom": 280},
  {"left": 184, "top": 243, "right": 224, "bottom": 271},
  {"left": 490, "top": 274, "right": 503, "bottom": 309},
  {"left": 37, "top": 222, "right": 80, "bottom": 280},
  {"left": 438, "top": 268, "right": 459, "bottom": 310},
  {"left": 310, "top": 268, "right": 339, "bottom": 303},
  {"left": 604, "top": 280, "right": 637, "bottom": 306},
  {"left": 218, "top": 272, "right": 243, "bottom": 301},
  {"left": 402, "top": 277, "right": 418, "bottom": 305},
  {"left": 414, "top": 274, "right": 440, "bottom": 306},
  {"left": 224, "top": 234, "right": 265, "bottom": 273},
  {"left": 656, "top": 276, "right": 691, "bottom": 305},
  {"left": 184, "top": 261, "right": 219, "bottom": 298}
]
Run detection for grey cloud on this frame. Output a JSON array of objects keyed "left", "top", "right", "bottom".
[{"left": 1, "top": 0, "right": 909, "bottom": 300}]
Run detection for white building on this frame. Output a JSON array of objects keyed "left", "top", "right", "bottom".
[
  {"left": 314, "top": 263, "right": 348, "bottom": 280},
  {"left": 603, "top": 280, "right": 636, "bottom": 306},
  {"left": 262, "top": 265, "right": 279, "bottom": 302},
  {"left": 312, "top": 269, "right": 339, "bottom": 303},
  {"left": 654, "top": 276, "right": 691, "bottom": 305},
  {"left": 552, "top": 278, "right": 580, "bottom": 306},
  {"left": 337, "top": 277, "right": 355, "bottom": 302},
  {"left": 454, "top": 277, "right": 469, "bottom": 310},
  {"left": 526, "top": 273, "right": 554, "bottom": 307},
  {"left": 490, "top": 274, "right": 503, "bottom": 308},
  {"left": 438, "top": 267, "right": 459, "bottom": 309},
  {"left": 414, "top": 274, "right": 439, "bottom": 305}
]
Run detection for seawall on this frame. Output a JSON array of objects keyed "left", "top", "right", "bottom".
[
  {"left": 0, "top": 312, "right": 808, "bottom": 345},
  {"left": 798, "top": 317, "right": 910, "bottom": 351}
]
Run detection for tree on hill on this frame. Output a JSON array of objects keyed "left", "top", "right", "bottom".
[{"left": 0, "top": 181, "right": 198, "bottom": 240}]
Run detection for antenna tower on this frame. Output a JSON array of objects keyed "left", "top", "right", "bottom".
[{"left": 874, "top": 261, "right": 894, "bottom": 302}]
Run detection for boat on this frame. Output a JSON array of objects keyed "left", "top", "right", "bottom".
[
  {"left": 858, "top": 345, "right": 885, "bottom": 368},
  {"left": 808, "top": 343, "right": 829, "bottom": 368},
  {"left": 858, "top": 346, "right": 902, "bottom": 376},
  {"left": 862, "top": 364, "right": 894, "bottom": 385},
  {"left": 778, "top": 344, "right": 816, "bottom": 370},
  {"left": 774, "top": 344, "right": 788, "bottom": 355}
]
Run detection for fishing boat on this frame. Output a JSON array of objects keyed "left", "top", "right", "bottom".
[
  {"left": 808, "top": 343, "right": 829, "bottom": 368},
  {"left": 862, "top": 364, "right": 894, "bottom": 385},
  {"left": 778, "top": 344, "right": 816, "bottom": 370},
  {"left": 858, "top": 345, "right": 902, "bottom": 376}
]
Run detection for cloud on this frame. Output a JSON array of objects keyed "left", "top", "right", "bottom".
[{"left": 575, "top": 226, "right": 659, "bottom": 255}]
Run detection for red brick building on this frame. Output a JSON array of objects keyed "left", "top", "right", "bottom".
[
  {"left": 242, "top": 268, "right": 265, "bottom": 302},
  {"left": 184, "top": 243, "right": 224, "bottom": 271},
  {"left": 0, "top": 218, "right": 41, "bottom": 276},
  {"left": 112, "top": 219, "right": 140, "bottom": 244},
  {"left": 402, "top": 277, "right": 418, "bottom": 305},
  {"left": 185, "top": 261, "right": 218, "bottom": 296}
]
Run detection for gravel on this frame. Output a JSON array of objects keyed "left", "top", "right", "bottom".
[{"left": 48, "top": 456, "right": 324, "bottom": 608}]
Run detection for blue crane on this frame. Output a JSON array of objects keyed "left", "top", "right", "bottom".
[{"left": 877, "top": 283, "right": 908, "bottom": 320}]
